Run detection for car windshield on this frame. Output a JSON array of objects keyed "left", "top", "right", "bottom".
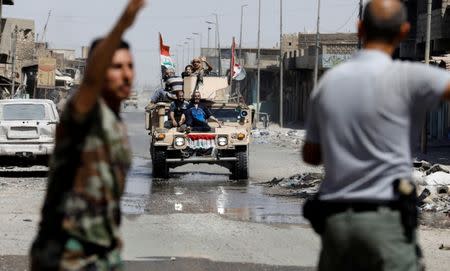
[
  {"left": 2, "top": 104, "right": 46, "bottom": 120},
  {"left": 211, "top": 108, "right": 241, "bottom": 122}
]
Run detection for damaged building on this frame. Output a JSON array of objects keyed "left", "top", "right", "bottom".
[
  {"left": 282, "top": 33, "right": 358, "bottom": 124},
  {"left": 400, "top": 0, "right": 450, "bottom": 141},
  {"left": 0, "top": 17, "right": 35, "bottom": 98}
]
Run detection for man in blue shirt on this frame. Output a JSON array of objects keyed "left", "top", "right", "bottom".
[{"left": 184, "top": 91, "right": 221, "bottom": 132}]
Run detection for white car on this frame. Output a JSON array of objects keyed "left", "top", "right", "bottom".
[
  {"left": 123, "top": 92, "right": 138, "bottom": 109},
  {"left": 0, "top": 99, "right": 59, "bottom": 166}
]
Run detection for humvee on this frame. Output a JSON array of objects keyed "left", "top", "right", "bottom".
[{"left": 145, "top": 76, "right": 252, "bottom": 179}]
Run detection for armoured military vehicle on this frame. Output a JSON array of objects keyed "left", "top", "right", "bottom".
[{"left": 145, "top": 76, "right": 252, "bottom": 179}]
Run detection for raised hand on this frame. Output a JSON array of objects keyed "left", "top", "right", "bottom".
[{"left": 120, "top": 0, "right": 146, "bottom": 29}]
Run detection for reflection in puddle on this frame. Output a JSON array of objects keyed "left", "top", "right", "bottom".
[
  {"left": 174, "top": 203, "right": 183, "bottom": 211},
  {"left": 121, "top": 157, "right": 306, "bottom": 224}
]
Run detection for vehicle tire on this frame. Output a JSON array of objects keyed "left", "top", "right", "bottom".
[
  {"left": 152, "top": 148, "right": 169, "bottom": 179},
  {"left": 150, "top": 140, "right": 155, "bottom": 158},
  {"left": 231, "top": 147, "right": 248, "bottom": 180}
]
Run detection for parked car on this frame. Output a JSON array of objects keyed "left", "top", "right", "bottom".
[
  {"left": 0, "top": 99, "right": 59, "bottom": 166},
  {"left": 123, "top": 91, "right": 139, "bottom": 109}
]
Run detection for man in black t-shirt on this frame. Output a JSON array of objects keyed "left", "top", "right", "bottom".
[{"left": 169, "top": 90, "right": 189, "bottom": 127}]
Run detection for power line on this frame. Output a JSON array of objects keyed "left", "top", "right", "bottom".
[{"left": 333, "top": 6, "right": 358, "bottom": 32}]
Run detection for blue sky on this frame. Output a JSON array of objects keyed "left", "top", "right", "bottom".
[{"left": 4, "top": 0, "right": 365, "bottom": 87}]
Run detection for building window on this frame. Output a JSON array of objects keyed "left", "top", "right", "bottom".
[{"left": 288, "top": 42, "right": 292, "bottom": 46}]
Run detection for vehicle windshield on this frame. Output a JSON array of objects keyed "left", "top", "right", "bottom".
[
  {"left": 1, "top": 104, "right": 46, "bottom": 120},
  {"left": 211, "top": 108, "right": 241, "bottom": 122}
]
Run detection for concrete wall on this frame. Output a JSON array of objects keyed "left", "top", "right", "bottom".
[{"left": 51, "top": 49, "right": 76, "bottom": 61}]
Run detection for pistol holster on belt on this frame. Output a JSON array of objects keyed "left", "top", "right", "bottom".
[
  {"left": 393, "top": 179, "right": 418, "bottom": 243},
  {"left": 303, "top": 195, "right": 327, "bottom": 235}
]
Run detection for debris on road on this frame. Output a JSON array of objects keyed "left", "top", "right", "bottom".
[
  {"left": 413, "top": 161, "right": 450, "bottom": 213},
  {"left": 439, "top": 244, "right": 450, "bottom": 250},
  {"left": 262, "top": 158, "right": 450, "bottom": 215},
  {"left": 252, "top": 128, "right": 306, "bottom": 149},
  {"left": 262, "top": 172, "right": 324, "bottom": 198}
]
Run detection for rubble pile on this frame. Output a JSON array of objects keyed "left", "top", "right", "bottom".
[
  {"left": 262, "top": 160, "right": 450, "bottom": 214},
  {"left": 263, "top": 172, "right": 324, "bottom": 198},
  {"left": 415, "top": 161, "right": 450, "bottom": 213},
  {"left": 252, "top": 128, "right": 306, "bottom": 149}
]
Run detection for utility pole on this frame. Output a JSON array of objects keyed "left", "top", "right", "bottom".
[
  {"left": 256, "top": 0, "right": 261, "bottom": 121},
  {"left": 207, "top": 26, "right": 211, "bottom": 49},
  {"left": 177, "top": 44, "right": 184, "bottom": 72},
  {"left": 358, "top": 0, "right": 363, "bottom": 49},
  {"left": 193, "top": 32, "right": 202, "bottom": 56},
  {"left": 206, "top": 20, "right": 215, "bottom": 59},
  {"left": 237, "top": 4, "right": 248, "bottom": 105},
  {"left": 192, "top": 37, "right": 195, "bottom": 58},
  {"left": 0, "top": 0, "right": 3, "bottom": 44},
  {"left": 421, "top": 0, "right": 433, "bottom": 154},
  {"left": 280, "top": 0, "right": 284, "bottom": 128},
  {"left": 10, "top": 25, "right": 17, "bottom": 98},
  {"left": 187, "top": 37, "right": 195, "bottom": 59},
  {"left": 214, "top": 13, "right": 222, "bottom": 76},
  {"left": 313, "top": 0, "right": 321, "bottom": 87},
  {"left": 239, "top": 4, "right": 248, "bottom": 64},
  {"left": 40, "top": 10, "right": 52, "bottom": 43},
  {"left": 184, "top": 41, "right": 190, "bottom": 63}
]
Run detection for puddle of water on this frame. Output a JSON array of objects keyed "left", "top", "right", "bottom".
[{"left": 121, "top": 157, "right": 306, "bottom": 224}]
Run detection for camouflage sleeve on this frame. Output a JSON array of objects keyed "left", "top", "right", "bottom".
[{"left": 39, "top": 99, "right": 101, "bottom": 235}]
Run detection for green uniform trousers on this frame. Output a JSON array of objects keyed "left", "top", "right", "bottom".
[{"left": 318, "top": 207, "right": 418, "bottom": 271}]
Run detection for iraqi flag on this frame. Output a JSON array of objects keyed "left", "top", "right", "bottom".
[
  {"left": 230, "top": 37, "right": 246, "bottom": 81},
  {"left": 160, "top": 33, "right": 175, "bottom": 75}
]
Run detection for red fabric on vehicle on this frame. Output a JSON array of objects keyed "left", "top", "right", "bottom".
[{"left": 187, "top": 134, "right": 215, "bottom": 140}]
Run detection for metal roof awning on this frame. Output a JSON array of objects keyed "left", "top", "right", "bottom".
[{"left": 2, "top": 1, "right": 15, "bottom": 5}]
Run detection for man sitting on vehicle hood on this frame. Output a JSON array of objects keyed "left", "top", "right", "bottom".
[
  {"left": 169, "top": 89, "right": 188, "bottom": 128},
  {"left": 183, "top": 91, "right": 221, "bottom": 132}
]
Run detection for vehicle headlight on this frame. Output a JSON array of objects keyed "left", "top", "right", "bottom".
[
  {"left": 175, "top": 137, "right": 186, "bottom": 147},
  {"left": 217, "top": 136, "right": 228, "bottom": 147}
]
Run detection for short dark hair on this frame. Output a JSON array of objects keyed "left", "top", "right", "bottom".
[
  {"left": 363, "top": 1, "right": 407, "bottom": 43},
  {"left": 88, "top": 38, "right": 130, "bottom": 59}
]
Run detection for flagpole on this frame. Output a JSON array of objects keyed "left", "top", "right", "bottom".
[
  {"left": 229, "top": 37, "right": 235, "bottom": 89},
  {"left": 159, "top": 33, "right": 163, "bottom": 88}
]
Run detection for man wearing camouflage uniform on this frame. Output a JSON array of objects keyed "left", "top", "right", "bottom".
[{"left": 30, "top": 1, "right": 145, "bottom": 270}]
